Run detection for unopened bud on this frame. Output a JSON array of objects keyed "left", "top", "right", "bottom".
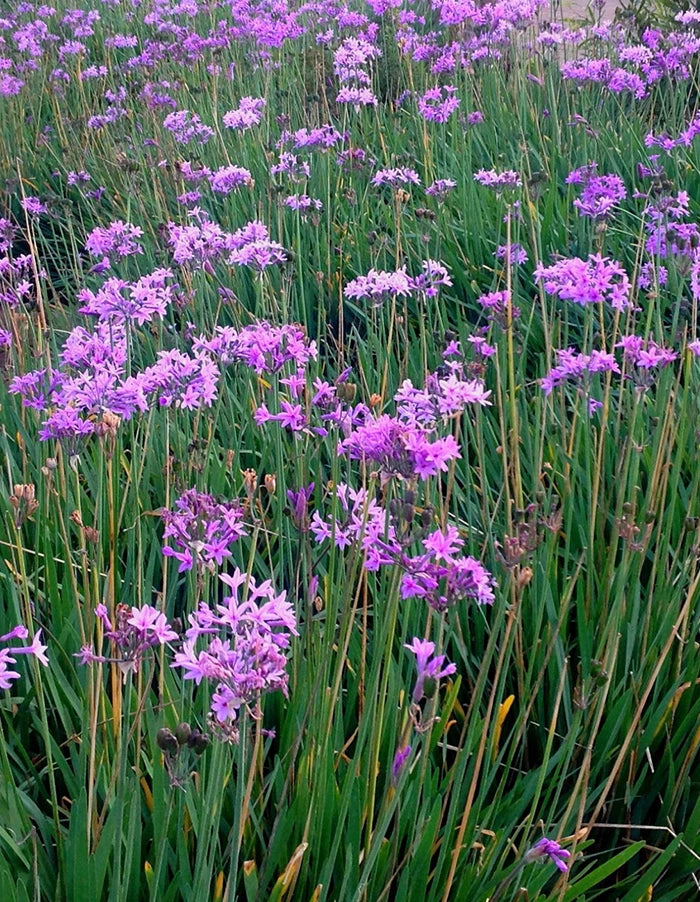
[
  {"left": 515, "top": 566, "right": 533, "bottom": 591},
  {"left": 156, "top": 727, "right": 178, "bottom": 754},
  {"left": 174, "top": 722, "right": 192, "bottom": 746},
  {"left": 10, "top": 484, "right": 39, "bottom": 527},
  {"left": 187, "top": 729, "right": 210, "bottom": 754},
  {"left": 422, "top": 676, "right": 438, "bottom": 699}
]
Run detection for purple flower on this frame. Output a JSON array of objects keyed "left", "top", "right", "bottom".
[
  {"left": 163, "top": 109, "right": 214, "bottom": 146},
  {"left": 372, "top": 167, "right": 421, "bottom": 188},
  {"left": 137, "top": 349, "right": 219, "bottom": 410},
  {"left": 0, "top": 625, "right": 48, "bottom": 688},
  {"left": 524, "top": 838, "right": 571, "bottom": 873},
  {"left": 171, "top": 568, "right": 297, "bottom": 730},
  {"left": 127, "top": 607, "right": 178, "bottom": 644},
  {"left": 286, "top": 484, "right": 314, "bottom": 530},
  {"left": 392, "top": 745, "right": 411, "bottom": 784},
  {"left": 496, "top": 243, "right": 528, "bottom": 265},
  {"left": 541, "top": 348, "right": 619, "bottom": 395},
  {"left": 161, "top": 488, "right": 247, "bottom": 573},
  {"left": 21, "top": 196, "right": 47, "bottom": 216},
  {"left": 283, "top": 194, "right": 323, "bottom": 218},
  {"left": 85, "top": 221, "right": 144, "bottom": 259},
  {"left": 418, "top": 85, "right": 460, "bottom": 123},
  {"left": 474, "top": 169, "right": 522, "bottom": 192},
  {"left": 412, "top": 259, "right": 453, "bottom": 298},
  {"left": 78, "top": 603, "right": 177, "bottom": 677},
  {"left": 616, "top": 335, "right": 677, "bottom": 384},
  {"left": 78, "top": 269, "right": 174, "bottom": 324},
  {"left": 209, "top": 165, "right": 254, "bottom": 195},
  {"left": 222, "top": 97, "right": 266, "bottom": 131},
  {"left": 400, "top": 540, "right": 497, "bottom": 609},
  {"left": 534, "top": 255, "right": 632, "bottom": 311},
  {"left": 404, "top": 637, "right": 457, "bottom": 703},
  {"left": 425, "top": 178, "right": 457, "bottom": 201},
  {"left": 270, "top": 153, "right": 311, "bottom": 182},
  {"left": 167, "top": 217, "right": 228, "bottom": 266},
  {"left": 338, "top": 414, "right": 461, "bottom": 481},
  {"left": 344, "top": 268, "right": 414, "bottom": 305},
  {"left": 336, "top": 86, "right": 378, "bottom": 109},
  {"left": 194, "top": 320, "right": 316, "bottom": 373},
  {"left": 570, "top": 168, "right": 626, "bottom": 220},
  {"left": 224, "top": 221, "right": 288, "bottom": 271}
]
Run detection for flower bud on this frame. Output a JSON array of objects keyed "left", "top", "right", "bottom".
[
  {"left": 188, "top": 729, "right": 210, "bottom": 754},
  {"left": 422, "top": 675, "right": 438, "bottom": 699},
  {"left": 156, "top": 727, "right": 178, "bottom": 754},
  {"left": 174, "top": 722, "right": 192, "bottom": 746}
]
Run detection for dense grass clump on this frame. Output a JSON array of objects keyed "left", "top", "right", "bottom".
[{"left": 1, "top": 0, "right": 700, "bottom": 899}]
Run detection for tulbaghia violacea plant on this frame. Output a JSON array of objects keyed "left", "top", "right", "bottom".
[{"left": 171, "top": 568, "right": 298, "bottom": 741}]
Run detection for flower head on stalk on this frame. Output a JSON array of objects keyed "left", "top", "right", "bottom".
[
  {"left": 161, "top": 488, "right": 247, "bottom": 573},
  {"left": 76, "top": 603, "right": 177, "bottom": 678},
  {"left": 171, "top": 568, "right": 297, "bottom": 740}
]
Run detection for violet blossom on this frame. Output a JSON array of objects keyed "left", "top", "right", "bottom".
[
  {"left": 534, "top": 254, "right": 632, "bottom": 311},
  {"left": 404, "top": 637, "right": 457, "bottom": 703},
  {"left": 0, "top": 625, "right": 49, "bottom": 689},
  {"left": 171, "top": 568, "right": 297, "bottom": 733},
  {"left": 161, "top": 488, "right": 247, "bottom": 573},
  {"left": 524, "top": 838, "right": 571, "bottom": 873},
  {"left": 77, "top": 603, "right": 177, "bottom": 678}
]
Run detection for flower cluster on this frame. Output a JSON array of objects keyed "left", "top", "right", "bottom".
[
  {"left": 163, "top": 109, "right": 214, "bottom": 145},
  {"left": 344, "top": 259, "right": 452, "bottom": 305},
  {"left": 85, "top": 221, "right": 144, "bottom": 261},
  {"left": 417, "top": 85, "right": 460, "bottom": 123},
  {"left": 474, "top": 169, "right": 522, "bottom": 192},
  {"left": 338, "top": 414, "right": 461, "bottom": 481},
  {"left": 77, "top": 603, "right": 177, "bottom": 678},
  {"left": 77, "top": 269, "right": 175, "bottom": 325},
  {"left": 534, "top": 254, "right": 632, "bottom": 311},
  {"left": 193, "top": 320, "right": 316, "bottom": 374},
  {"left": 222, "top": 97, "right": 266, "bottom": 131},
  {"left": 334, "top": 36, "right": 381, "bottom": 109},
  {"left": 312, "top": 489, "right": 496, "bottom": 609},
  {"left": 566, "top": 164, "right": 626, "bottom": 220},
  {"left": 171, "top": 568, "right": 297, "bottom": 731},
  {"left": 161, "top": 488, "right": 248, "bottom": 573},
  {"left": 541, "top": 348, "right": 619, "bottom": 396},
  {"left": 398, "top": 525, "right": 497, "bottom": 608}
]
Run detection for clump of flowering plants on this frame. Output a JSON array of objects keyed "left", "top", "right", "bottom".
[{"left": 1, "top": 1, "right": 700, "bottom": 900}]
